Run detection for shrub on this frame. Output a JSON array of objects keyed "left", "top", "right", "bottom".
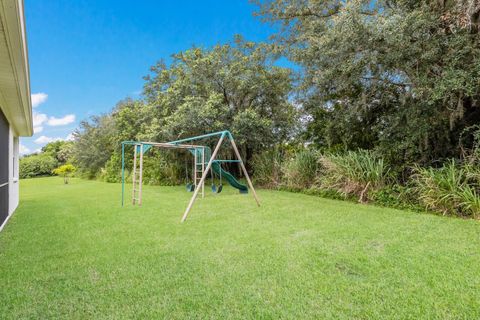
[
  {"left": 102, "top": 152, "right": 123, "bottom": 183},
  {"left": 413, "top": 160, "right": 480, "bottom": 218},
  {"left": 252, "top": 149, "right": 284, "bottom": 188},
  {"left": 52, "top": 164, "right": 76, "bottom": 184},
  {"left": 319, "top": 150, "right": 391, "bottom": 202},
  {"left": 142, "top": 154, "right": 183, "bottom": 186},
  {"left": 101, "top": 149, "right": 183, "bottom": 186},
  {"left": 283, "top": 149, "right": 319, "bottom": 189},
  {"left": 370, "top": 184, "right": 421, "bottom": 211},
  {"left": 19, "top": 154, "right": 58, "bottom": 179}
]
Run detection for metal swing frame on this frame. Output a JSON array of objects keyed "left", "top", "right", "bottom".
[{"left": 121, "top": 130, "right": 260, "bottom": 222}]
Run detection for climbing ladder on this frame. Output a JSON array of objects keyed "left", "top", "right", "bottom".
[
  {"left": 193, "top": 147, "right": 205, "bottom": 198},
  {"left": 132, "top": 143, "right": 144, "bottom": 205}
]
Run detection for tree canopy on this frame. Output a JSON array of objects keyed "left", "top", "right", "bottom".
[
  {"left": 142, "top": 37, "right": 296, "bottom": 154},
  {"left": 256, "top": 0, "right": 480, "bottom": 168}
]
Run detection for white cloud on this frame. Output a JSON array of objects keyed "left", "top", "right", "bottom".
[
  {"left": 33, "top": 126, "right": 44, "bottom": 133},
  {"left": 19, "top": 144, "right": 30, "bottom": 155},
  {"left": 32, "top": 112, "right": 48, "bottom": 134},
  {"left": 33, "top": 112, "right": 48, "bottom": 126},
  {"left": 34, "top": 135, "right": 63, "bottom": 144},
  {"left": 31, "top": 93, "right": 48, "bottom": 108},
  {"left": 47, "top": 114, "right": 75, "bottom": 126},
  {"left": 34, "top": 133, "right": 74, "bottom": 145}
]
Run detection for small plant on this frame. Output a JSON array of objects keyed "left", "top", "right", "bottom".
[
  {"left": 371, "top": 184, "right": 421, "bottom": 211},
  {"left": 52, "top": 164, "right": 76, "bottom": 184}
]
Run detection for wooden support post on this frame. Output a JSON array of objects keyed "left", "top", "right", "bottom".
[
  {"left": 229, "top": 138, "right": 260, "bottom": 207},
  {"left": 132, "top": 144, "right": 138, "bottom": 205},
  {"left": 138, "top": 144, "right": 144, "bottom": 206},
  {"left": 181, "top": 134, "right": 225, "bottom": 222}
]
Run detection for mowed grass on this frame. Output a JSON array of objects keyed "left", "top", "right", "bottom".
[{"left": 1, "top": 177, "right": 480, "bottom": 319}]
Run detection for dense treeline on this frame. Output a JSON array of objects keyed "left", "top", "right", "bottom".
[
  {"left": 24, "top": 1, "right": 480, "bottom": 218},
  {"left": 72, "top": 39, "right": 297, "bottom": 183},
  {"left": 256, "top": 0, "right": 480, "bottom": 168},
  {"left": 19, "top": 141, "right": 73, "bottom": 179}
]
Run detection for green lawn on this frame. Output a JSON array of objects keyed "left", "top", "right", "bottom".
[{"left": 1, "top": 177, "right": 480, "bottom": 319}]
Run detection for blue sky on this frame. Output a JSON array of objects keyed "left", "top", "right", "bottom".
[{"left": 22, "top": 0, "right": 274, "bottom": 154}]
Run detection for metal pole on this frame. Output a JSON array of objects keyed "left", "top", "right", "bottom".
[
  {"left": 229, "top": 137, "right": 260, "bottom": 207},
  {"left": 169, "top": 130, "right": 227, "bottom": 145},
  {"left": 181, "top": 134, "right": 225, "bottom": 222},
  {"left": 121, "top": 143, "right": 125, "bottom": 206}
]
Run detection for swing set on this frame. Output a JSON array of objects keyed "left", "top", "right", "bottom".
[{"left": 121, "top": 130, "right": 260, "bottom": 222}]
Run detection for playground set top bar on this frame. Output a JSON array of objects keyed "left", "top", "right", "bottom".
[
  {"left": 168, "top": 130, "right": 231, "bottom": 145},
  {"left": 121, "top": 141, "right": 205, "bottom": 150}
]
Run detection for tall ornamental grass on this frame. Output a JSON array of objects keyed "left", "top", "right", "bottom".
[
  {"left": 252, "top": 149, "right": 284, "bottom": 188},
  {"left": 413, "top": 160, "right": 480, "bottom": 218},
  {"left": 283, "top": 149, "right": 319, "bottom": 189},
  {"left": 319, "top": 150, "right": 391, "bottom": 202}
]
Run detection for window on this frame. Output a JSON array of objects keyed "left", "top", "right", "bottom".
[
  {"left": 0, "top": 108, "right": 9, "bottom": 225},
  {"left": 12, "top": 137, "right": 18, "bottom": 179}
]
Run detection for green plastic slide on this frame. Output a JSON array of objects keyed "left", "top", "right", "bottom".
[
  {"left": 189, "top": 147, "right": 248, "bottom": 193},
  {"left": 212, "top": 161, "right": 248, "bottom": 193}
]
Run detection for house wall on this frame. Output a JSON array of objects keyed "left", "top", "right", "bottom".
[{"left": 9, "top": 128, "right": 19, "bottom": 215}]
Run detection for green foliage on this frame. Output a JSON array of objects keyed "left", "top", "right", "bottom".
[
  {"left": 319, "top": 150, "right": 391, "bottom": 202},
  {"left": 72, "top": 114, "right": 117, "bottom": 179},
  {"left": 101, "top": 153, "right": 123, "bottom": 183},
  {"left": 42, "top": 140, "right": 74, "bottom": 164},
  {"left": 72, "top": 38, "right": 296, "bottom": 184},
  {"left": 283, "top": 149, "right": 319, "bottom": 189},
  {"left": 143, "top": 38, "right": 296, "bottom": 155},
  {"left": 141, "top": 151, "right": 183, "bottom": 186},
  {"left": 19, "top": 154, "right": 58, "bottom": 179},
  {"left": 413, "top": 160, "right": 480, "bottom": 217},
  {"left": 370, "top": 184, "right": 421, "bottom": 211},
  {"left": 256, "top": 0, "right": 480, "bottom": 168},
  {"left": 63, "top": 3, "right": 480, "bottom": 220},
  {"left": 52, "top": 164, "right": 76, "bottom": 184},
  {"left": 19, "top": 141, "right": 74, "bottom": 179},
  {"left": 251, "top": 148, "right": 284, "bottom": 187}
]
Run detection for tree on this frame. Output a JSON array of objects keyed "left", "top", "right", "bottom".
[
  {"left": 42, "top": 140, "right": 74, "bottom": 164},
  {"left": 255, "top": 0, "right": 480, "bottom": 170},
  {"left": 72, "top": 114, "right": 117, "bottom": 178},
  {"left": 72, "top": 38, "right": 297, "bottom": 181},
  {"left": 52, "top": 164, "right": 76, "bottom": 184},
  {"left": 143, "top": 37, "right": 297, "bottom": 165}
]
